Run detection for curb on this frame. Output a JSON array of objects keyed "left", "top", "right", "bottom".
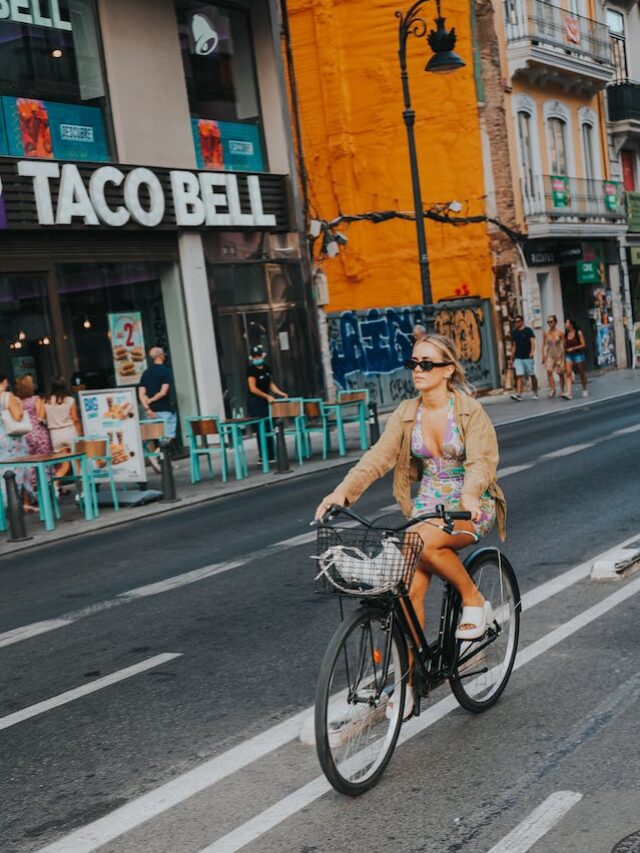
[
  {"left": 486, "top": 386, "right": 640, "bottom": 429},
  {"left": 590, "top": 546, "right": 640, "bottom": 581}
]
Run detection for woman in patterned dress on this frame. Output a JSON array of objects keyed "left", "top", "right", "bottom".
[
  {"left": 317, "top": 335, "right": 505, "bottom": 671},
  {"left": 14, "top": 374, "right": 52, "bottom": 494},
  {"left": 0, "top": 375, "right": 37, "bottom": 511}
]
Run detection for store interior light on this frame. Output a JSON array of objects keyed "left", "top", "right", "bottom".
[
  {"left": 18, "top": 331, "right": 26, "bottom": 340},
  {"left": 51, "top": 48, "right": 64, "bottom": 58},
  {"left": 42, "top": 336, "right": 50, "bottom": 345},
  {"left": 14, "top": 341, "right": 22, "bottom": 349},
  {"left": 83, "top": 318, "right": 92, "bottom": 329}
]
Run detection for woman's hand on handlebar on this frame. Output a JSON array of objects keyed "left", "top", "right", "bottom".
[
  {"left": 461, "top": 493, "right": 482, "bottom": 523},
  {"left": 314, "top": 490, "right": 348, "bottom": 521}
]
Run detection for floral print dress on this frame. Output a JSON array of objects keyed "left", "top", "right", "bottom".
[{"left": 411, "top": 399, "right": 495, "bottom": 539}]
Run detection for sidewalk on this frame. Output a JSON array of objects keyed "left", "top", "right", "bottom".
[{"left": 2, "top": 368, "right": 639, "bottom": 555}]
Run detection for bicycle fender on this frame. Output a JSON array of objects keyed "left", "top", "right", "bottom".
[{"left": 463, "top": 547, "right": 522, "bottom": 612}]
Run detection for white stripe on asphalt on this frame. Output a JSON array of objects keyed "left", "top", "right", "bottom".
[
  {"left": 497, "top": 463, "right": 534, "bottom": 477},
  {"left": 0, "top": 653, "right": 181, "bottom": 732},
  {"left": 199, "top": 575, "right": 640, "bottom": 853},
  {"left": 611, "top": 423, "right": 640, "bottom": 436},
  {"left": 30, "top": 531, "right": 640, "bottom": 853},
  {"left": 485, "top": 791, "right": 582, "bottom": 853},
  {"left": 541, "top": 442, "right": 594, "bottom": 459}
]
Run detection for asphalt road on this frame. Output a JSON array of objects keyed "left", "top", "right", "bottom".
[{"left": 1, "top": 393, "right": 640, "bottom": 853}]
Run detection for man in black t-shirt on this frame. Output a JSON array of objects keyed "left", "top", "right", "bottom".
[
  {"left": 246, "top": 345, "right": 287, "bottom": 460},
  {"left": 138, "top": 347, "right": 176, "bottom": 449},
  {"left": 510, "top": 315, "right": 538, "bottom": 402}
]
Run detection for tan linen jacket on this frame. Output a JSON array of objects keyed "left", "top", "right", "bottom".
[{"left": 336, "top": 391, "right": 507, "bottom": 540}]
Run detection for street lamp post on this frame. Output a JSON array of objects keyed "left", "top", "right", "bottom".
[{"left": 396, "top": 0, "right": 465, "bottom": 327}]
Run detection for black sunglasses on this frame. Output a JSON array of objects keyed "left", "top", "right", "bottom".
[{"left": 403, "top": 358, "right": 453, "bottom": 372}]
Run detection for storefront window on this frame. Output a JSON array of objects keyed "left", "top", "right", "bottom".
[
  {"left": 176, "top": 1, "right": 266, "bottom": 172},
  {"left": 208, "top": 262, "right": 316, "bottom": 416},
  {"left": 0, "top": 0, "right": 111, "bottom": 162},
  {"left": 55, "top": 262, "right": 173, "bottom": 390},
  {"left": 0, "top": 273, "right": 57, "bottom": 392}
]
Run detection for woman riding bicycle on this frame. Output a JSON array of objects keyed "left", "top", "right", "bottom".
[{"left": 316, "top": 333, "right": 506, "bottom": 663}]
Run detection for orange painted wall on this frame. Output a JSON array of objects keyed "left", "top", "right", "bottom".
[{"left": 286, "top": 0, "right": 494, "bottom": 313}]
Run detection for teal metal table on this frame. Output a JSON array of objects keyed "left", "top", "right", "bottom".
[
  {"left": 0, "top": 450, "right": 93, "bottom": 532},
  {"left": 219, "top": 417, "right": 270, "bottom": 478}
]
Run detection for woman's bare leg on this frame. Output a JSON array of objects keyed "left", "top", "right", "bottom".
[
  {"left": 414, "top": 521, "right": 483, "bottom": 630},
  {"left": 564, "top": 362, "right": 574, "bottom": 397},
  {"left": 547, "top": 370, "right": 556, "bottom": 395},
  {"left": 577, "top": 361, "right": 588, "bottom": 391}
]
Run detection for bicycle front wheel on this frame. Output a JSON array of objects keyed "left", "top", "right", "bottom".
[
  {"left": 450, "top": 550, "right": 520, "bottom": 712},
  {"left": 315, "top": 605, "right": 408, "bottom": 796}
]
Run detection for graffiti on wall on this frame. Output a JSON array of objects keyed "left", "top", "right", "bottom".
[{"left": 327, "top": 300, "right": 498, "bottom": 407}]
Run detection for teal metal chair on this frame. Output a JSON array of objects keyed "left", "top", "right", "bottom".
[
  {"left": 336, "top": 389, "right": 370, "bottom": 451},
  {"left": 140, "top": 418, "right": 166, "bottom": 472},
  {"left": 50, "top": 436, "right": 119, "bottom": 518},
  {"left": 268, "top": 399, "right": 308, "bottom": 465},
  {"left": 186, "top": 416, "right": 229, "bottom": 484},
  {"left": 302, "top": 399, "right": 331, "bottom": 459}
]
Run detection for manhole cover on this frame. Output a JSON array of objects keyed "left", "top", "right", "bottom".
[{"left": 612, "top": 831, "right": 640, "bottom": 853}]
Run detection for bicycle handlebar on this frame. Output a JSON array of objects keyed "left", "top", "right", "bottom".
[{"left": 314, "top": 503, "right": 471, "bottom": 531}]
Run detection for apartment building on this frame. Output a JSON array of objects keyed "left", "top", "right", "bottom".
[
  {"left": 0, "top": 0, "right": 320, "bottom": 431},
  {"left": 498, "top": 0, "right": 629, "bottom": 371},
  {"left": 604, "top": 0, "right": 640, "bottom": 360}
]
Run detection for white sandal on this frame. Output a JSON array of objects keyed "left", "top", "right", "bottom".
[
  {"left": 455, "top": 600, "right": 493, "bottom": 641},
  {"left": 385, "top": 686, "right": 415, "bottom": 721}
]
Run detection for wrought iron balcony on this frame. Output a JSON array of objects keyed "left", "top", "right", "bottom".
[
  {"left": 505, "top": 0, "right": 613, "bottom": 93},
  {"left": 521, "top": 175, "right": 627, "bottom": 231},
  {"left": 607, "top": 81, "right": 640, "bottom": 125}
]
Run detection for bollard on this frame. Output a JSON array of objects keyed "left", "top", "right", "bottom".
[
  {"left": 368, "top": 401, "right": 380, "bottom": 445},
  {"left": 274, "top": 419, "right": 291, "bottom": 475},
  {"left": 3, "top": 471, "right": 32, "bottom": 542},
  {"left": 159, "top": 438, "right": 179, "bottom": 503}
]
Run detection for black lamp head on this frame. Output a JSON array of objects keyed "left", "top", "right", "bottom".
[{"left": 426, "top": 16, "right": 466, "bottom": 73}]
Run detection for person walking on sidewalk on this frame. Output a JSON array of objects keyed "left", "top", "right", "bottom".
[
  {"left": 138, "top": 348, "right": 177, "bottom": 458},
  {"left": 542, "top": 315, "right": 565, "bottom": 398},
  {"left": 510, "top": 315, "right": 538, "bottom": 401},
  {"left": 246, "top": 344, "right": 288, "bottom": 461},
  {"left": 563, "top": 318, "right": 588, "bottom": 399}
]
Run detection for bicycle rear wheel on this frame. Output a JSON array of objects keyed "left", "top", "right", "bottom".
[
  {"left": 315, "top": 605, "right": 407, "bottom": 796},
  {"left": 450, "top": 550, "right": 520, "bottom": 712}
]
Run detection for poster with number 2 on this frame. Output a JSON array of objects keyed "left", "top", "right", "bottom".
[{"left": 108, "top": 312, "right": 147, "bottom": 386}]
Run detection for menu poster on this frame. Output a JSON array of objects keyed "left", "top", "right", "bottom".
[
  {"left": 108, "top": 312, "right": 147, "bottom": 386},
  {"left": 79, "top": 388, "right": 146, "bottom": 484}
]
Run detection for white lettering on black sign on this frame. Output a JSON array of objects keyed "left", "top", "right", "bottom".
[
  {"left": 0, "top": 0, "right": 72, "bottom": 31},
  {"left": 16, "top": 161, "right": 277, "bottom": 229}
]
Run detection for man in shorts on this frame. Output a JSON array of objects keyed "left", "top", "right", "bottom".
[{"left": 510, "top": 315, "right": 538, "bottom": 401}]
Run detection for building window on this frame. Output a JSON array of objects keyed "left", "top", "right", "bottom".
[
  {"left": 621, "top": 150, "right": 636, "bottom": 191},
  {"left": 517, "top": 111, "right": 535, "bottom": 194},
  {"left": 0, "top": 0, "right": 111, "bottom": 162},
  {"left": 581, "top": 122, "right": 595, "bottom": 181},
  {"left": 607, "top": 9, "right": 628, "bottom": 83},
  {"left": 176, "top": 2, "right": 266, "bottom": 172},
  {"left": 547, "top": 117, "right": 568, "bottom": 175}
]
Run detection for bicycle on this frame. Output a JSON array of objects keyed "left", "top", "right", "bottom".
[{"left": 312, "top": 504, "right": 521, "bottom": 796}]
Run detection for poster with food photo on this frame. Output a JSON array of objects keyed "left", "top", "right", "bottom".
[
  {"left": 79, "top": 387, "right": 146, "bottom": 483},
  {"left": 108, "top": 312, "right": 147, "bottom": 386}
]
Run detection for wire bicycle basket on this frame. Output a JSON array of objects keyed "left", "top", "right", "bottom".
[{"left": 314, "top": 526, "right": 423, "bottom": 597}]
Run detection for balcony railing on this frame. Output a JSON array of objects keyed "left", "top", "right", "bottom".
[
  {"left": 607, "top": 81, "right": 640, "bottom": 123},
  {"left": 521, "top": 175, "right": 626, "bottom": 221},
  {"left": 506, "top": 0, "right": 612, "bottom": 66}
]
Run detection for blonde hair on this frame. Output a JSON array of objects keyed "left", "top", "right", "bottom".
[
  {"left": 14, "top": 374, "right": 34, "bottom": 399},
  {"left": 414, "top": 333, "right": 475, "bottom": 396}
]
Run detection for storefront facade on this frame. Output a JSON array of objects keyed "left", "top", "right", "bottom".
[{"left": 0, "top": 0, "right": 320, "bottom": 430}]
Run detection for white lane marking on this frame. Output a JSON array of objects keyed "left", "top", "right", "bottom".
[
  {"left": 198, "top": 575, "right": 640, "bottom": 853},
  {"left": 0, "top": 532, "right": 315, "bottom": 651},
  {"left": 497, "top": 463, "right": 534, "bottom": 478},
  {"left": 541, "top": 442, "right": 594, "bottom": 459},
  {"left": 485, "top": 791, "right": 582, "bottom": 853},
  {"left": 611, "top": 423, "right": 640, "bottom": 436},
  {"left": 0, "top": 653, "right": 181, "bottom": 732},
  {"left": 31, "top": 532, "right": 640, "bottom": 853}
]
